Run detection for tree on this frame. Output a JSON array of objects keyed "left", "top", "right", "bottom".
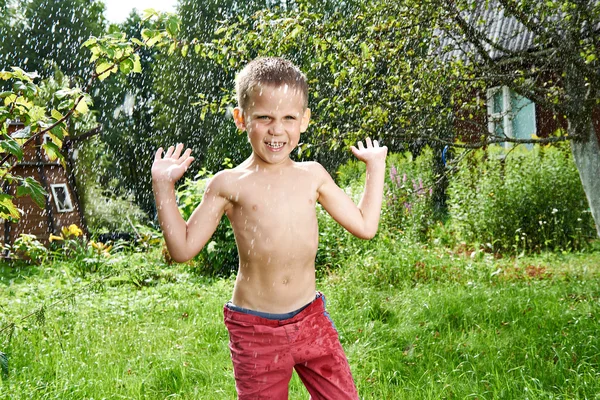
[
  {"left": 89, "top": 12, "right": 163, "bottom": 217},
  {"left": 8, "top": 0, "right": 106, "bottom": 78},
  {"left": 424, "top": 0, "right": 600, "bottom": 237},
  {"left": 0, "top": 10, "right": 178, "bottom": 222},
  {"left": 191, "top": 0, "right": 600, "bottom": 236},
  {"left": 151, "top": 0, "right": 278, "bottom": 177}
]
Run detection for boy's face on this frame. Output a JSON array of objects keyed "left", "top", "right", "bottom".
[{"left": 233, "top": 84, "right": 310, "bottom": 166}]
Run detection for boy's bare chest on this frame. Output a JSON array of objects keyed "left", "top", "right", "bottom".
[{"left": 225, "top": 171, "right": 318, "bottom": 221}]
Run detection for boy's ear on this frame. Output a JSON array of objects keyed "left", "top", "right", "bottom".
[
  {"left": 300, "top": 108, "right": 311, "bottom": 133},
  {"left": 233, "top": 107, "right": 246, "bottom": 131}
]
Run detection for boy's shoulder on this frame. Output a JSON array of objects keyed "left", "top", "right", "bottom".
[
  {"left": 292, "top": 160, "right": 327, "bottom": 173},
  {"left": 209, "top": 160, "right": 330, "bottom": 187}
]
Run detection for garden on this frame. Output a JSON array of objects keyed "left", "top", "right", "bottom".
[{"left": 1, "top": 0, "right": 600, "bottom": 399}]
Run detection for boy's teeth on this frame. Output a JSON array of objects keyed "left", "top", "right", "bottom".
[{"left": 267, "top": 142, "right": 284, "bottom": 148}]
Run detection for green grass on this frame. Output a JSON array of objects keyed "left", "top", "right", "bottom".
[{"left": 1, "top": 240, "right": 600, "bottom": 399}]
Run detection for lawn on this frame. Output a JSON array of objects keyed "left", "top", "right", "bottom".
[{"left": 1, "top": 241, "right": 600, "bottom": 399}]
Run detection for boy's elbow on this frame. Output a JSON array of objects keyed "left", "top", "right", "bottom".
[
  {"left": 165, "top": 246, "right": 194, "bottom": 263},
  {"left": 171, "top": 254, "right": 192, "bottom": 263},
  {"left": 355, "top": 228, "right": 378, "bottom": 240}
]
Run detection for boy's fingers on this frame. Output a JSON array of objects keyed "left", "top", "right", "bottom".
[
  {"left": 179, "top": 148, "right": 192, "bottom": 162},
  {"left": 155, "top": 147, "right": 163, "bottom": 160},
  {"left": 373, "top": 139, "right": 379, "bottom": 147},
  {"left": 183, "top": 157, "right": 194, "bottom": 169},
  {"left": 357, "top": 141, "right": 365, "bottom": 150},
  {"left": 172, "top": 143, "right": 184, "bottom": 158},
  {"left": 365, "top": 137, "right": 373, "bottom": 148},
  {"left": 165, "top": 146, "right": 175, "bottom": 158}
]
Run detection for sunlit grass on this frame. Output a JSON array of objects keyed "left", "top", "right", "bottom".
[{"left": 1, "top": 241, "right": 600, "bottom": 399}]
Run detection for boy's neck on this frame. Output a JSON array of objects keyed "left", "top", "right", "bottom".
[{"left": 244, "top": 152, "right": 294, "bottom": 172}]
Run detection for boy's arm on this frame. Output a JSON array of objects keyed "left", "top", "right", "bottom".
[
  {"left": 316, "top": 138, "right": 387, "bottom": 239},
  {"left": 152, "top": 144, "right": 230, "bottom": 262}
]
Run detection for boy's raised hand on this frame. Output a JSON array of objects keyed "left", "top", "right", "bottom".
[
  {"left": 350, "top": 137, "right": 388, "bottom": 164},
  {"left": 152, "top": 143, "right": 194, "bottom": 183}
]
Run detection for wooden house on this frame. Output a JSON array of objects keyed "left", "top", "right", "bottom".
[
  {"left": 2, "top": 120, "right": 86, "bottom": 247},
  {"left": 437, "top": 2, "right": 600, "bottom": 147}
]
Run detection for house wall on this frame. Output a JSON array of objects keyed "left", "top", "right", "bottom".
[
  {"left": 535, "top": 103, "right": 568, "bottom": 138},
  {"left": 4, "top": 164, "right": 82, "bottom": 246},
  {"left": 3, "top": 123, "right": 86, "bottom": 247}
]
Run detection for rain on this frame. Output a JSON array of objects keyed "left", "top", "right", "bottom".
[{"left": 1, "top": 0, "right": 600, "bottom": 399}]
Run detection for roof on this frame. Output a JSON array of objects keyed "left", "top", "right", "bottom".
[{"left": 436, "top": 1, "right": 600, "bottom": 62}]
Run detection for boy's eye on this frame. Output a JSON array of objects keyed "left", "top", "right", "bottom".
[
  {"left": 285, "top": 115, "right": 296, "bottom": 120},
  {"left": 256, "top": 116, "right": 270, "bottom": 120}
]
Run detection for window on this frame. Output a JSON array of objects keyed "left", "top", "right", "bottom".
[
  {"left": 487, "top": 86, "right": 536, "bottom": 148},
  {"left": 50, "top": 184, "right": 74, "bottom": 212}
]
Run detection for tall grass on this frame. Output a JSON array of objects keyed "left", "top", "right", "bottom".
[{"left": 1, "top": 240, "right": 599, "bottom": 399}]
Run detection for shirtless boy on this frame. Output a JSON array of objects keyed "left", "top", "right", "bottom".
[{"left": 152, "top": 57, "right": 387, "bottom": 399}]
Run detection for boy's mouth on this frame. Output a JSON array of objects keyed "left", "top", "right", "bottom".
[{"left": 265, "top": 141, "right": 285, "bottom": 149}]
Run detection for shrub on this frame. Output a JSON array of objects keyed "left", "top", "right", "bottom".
[
  {"left": 447, "top": 143, "right": 596, "bottom": 252},
  {"left": 382, "top": 148, "right": 438, "bottom": 241},
  {"left": 9, "top": 234, "right": 48, "bottom": 264},
  {"left": 177, "top": 170, "right": 238, "bottom": 277},
  {"left": 82, "top": 182, "right": 148, "bottom": 234}
]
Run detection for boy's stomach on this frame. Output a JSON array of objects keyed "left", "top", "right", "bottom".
[
  {"left": 230, "top": 250, "right": 319, "bottom": 314},
  {"left": 228, "top": 214, "right": 320, "bottom": 313}
]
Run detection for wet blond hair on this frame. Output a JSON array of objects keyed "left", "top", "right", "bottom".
[{"left": 235, "top": 57, "right": 308, "bottom": 112}]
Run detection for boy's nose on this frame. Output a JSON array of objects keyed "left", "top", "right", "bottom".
[{"left": 269, "top": 122, "right": 284, "bottom": 135}]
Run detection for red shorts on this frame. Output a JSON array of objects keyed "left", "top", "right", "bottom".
[{"left": 223, "top": 293, "right": 359, "bottom": 399}]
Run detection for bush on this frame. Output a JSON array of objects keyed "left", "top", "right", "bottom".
[
  {"left": 177, "top": 170, "right": 238, "bottom": 277},
  {"left": 82, "top": 182, "right": 148, "bottom": 234},
  {"left": 447, "top": 143, "right": 596, "bottom": 252},
  {"left": 382, "top": 148, "right": 439, "bottom": 241}
]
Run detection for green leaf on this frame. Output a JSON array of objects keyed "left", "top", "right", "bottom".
[
  {"left": 181, "top": 44, "right": 189, "bottom": 57},
  {"left": 81, "top": 37, "right": 98, "bottom": 48},
  {"left": 16, "top": 177, "right": 47, "bottom": 209},
  {"left": 10, "top": 67, "right": 38, "bottom": 82},
  {"left": 0, "top": 71, "right": 13, "bottom": 80},
  {"left": 360, "top": 42, "right": 370, "bottom": 59},
  {"left": 141, "top": 29, "right": 153, "bottom": 41},
  {"left": 131, "top": 38, "right": 144, "bottom": 47},
  {"left": 0, "top": 194, "right": 20, "bottom": 219},
  {"left": 119, "top": 58, "right": 134, "bottom": 75},
  {"left": 42, "top": 141, "right": 63, "bottom": 161},
  {"left": 75, "top": 98, "right": 89, "bottom": 114},
  {"left": 146, "top": 34, "right": 162, "bottom": 48},
  {"left": 51, "top": 109, "right": 64, "bottom": 121},
  {"left": 27, "top": 105, "right": 46, "bottom": 122},
  {"left": 95, "top": 62, "right": 113, "bottom": 81},
  {"left": 48, "top": 128, "right": 64, "bottom": 146},
  {"left": 133, "top": 54, "right": 142, "bottom": 73},
  {"left": 1, "top": 135, "right": 23, "bottom": 160},
  {"left": 289, "top": 25, "right": 302, "bottom": 39},
  {"left": 57, "top": 99, "right": 74, "bottom": 111},
  {"left": 166, "top": 16, "right": 180, "bottom": 37},
  {"left": 142, "top": 8, "right": 158, "bottom": 21}
]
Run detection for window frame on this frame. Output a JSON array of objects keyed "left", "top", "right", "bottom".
[
  {"left": 486, "top": 85, "right": 513, "bottom": 146},
  {"left": 50, "top": 183, "right": 74, "bottom": 213}
]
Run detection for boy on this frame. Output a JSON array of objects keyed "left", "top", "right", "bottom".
[{"left": 152, "top": 57, "right": 387, "bottom": 399}]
